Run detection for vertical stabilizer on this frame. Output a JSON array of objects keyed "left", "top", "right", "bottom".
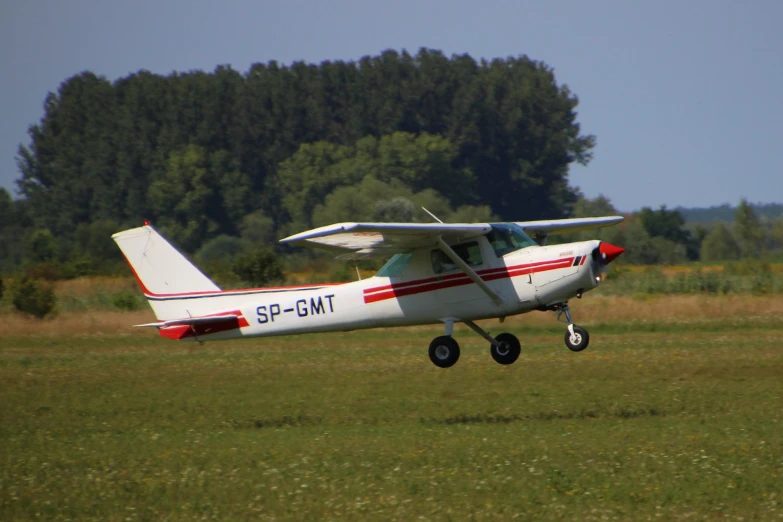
[{"left": 112, "top": 226, "right": 220, "bottom": 319}]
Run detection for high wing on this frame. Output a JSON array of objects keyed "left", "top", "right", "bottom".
[
  {"left": 280, "top": 222, "right": 492, "bottom": 259},
  {"left": 516, "top": 216, "right": 624, "bottom": 238},
  {"left": 280, "top": 216, "right": 624, "bottom": 258}
]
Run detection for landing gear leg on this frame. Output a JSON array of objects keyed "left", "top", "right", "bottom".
[
  {"left": 552, "top": 302, "right": 590, "bottom": 352},
  {"left": 463, "top": 320, "right": 521, "bottom": 365}
]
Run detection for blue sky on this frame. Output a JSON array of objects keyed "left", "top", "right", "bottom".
[{"left": 1, "top": 0, "right": 781, "bottom": 211}]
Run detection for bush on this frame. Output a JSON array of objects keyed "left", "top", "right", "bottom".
[
  {"left": 12, "top": 277, "right": 56, "bottom": 318},
  {"left": 233, "top": 248, "right": 284, "bottom": 287},
  {"left": 195, "top": 235, "right": 249, "bottom": 265},
  {"left": 64, "top": 257, "right": 94, "bottom": 278},
  {"left": 24, "top": 262, "right": 67, "bottom": 281},
  {"left": 112, "top": 289, "right": 143, "bottom": 311}
]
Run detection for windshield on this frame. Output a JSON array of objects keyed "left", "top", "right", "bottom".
[
  {"left": 376, "top": 253, "right": 413, "bottom": 278},
  {"left": 487, "top": 223, "right": 537, "bottom": 257}
]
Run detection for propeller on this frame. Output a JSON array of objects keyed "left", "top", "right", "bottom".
[
  {"left": 591, "top": 242, "right": 625, "bottom": 280},
  {"left": 597, "top": 242, "right": 625, "bottom": 264}
]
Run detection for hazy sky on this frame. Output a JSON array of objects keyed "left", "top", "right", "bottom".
[{"left": 2, "top": 0, "right": 781, "bottom": 211}]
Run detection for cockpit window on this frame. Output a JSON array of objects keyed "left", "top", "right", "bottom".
[
  {"left": 431, "top": 241, "right": 483, "bottom": 274},
  {"left": 487, "top": 223, "right": 537, "bottom": 257},
  {"left": 376, "top": 253, "right": 413, "bottom": 278}
]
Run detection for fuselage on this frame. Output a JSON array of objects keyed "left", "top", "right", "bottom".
[{"left": 156, "top": 238, "right": 604, "bottom": 342}]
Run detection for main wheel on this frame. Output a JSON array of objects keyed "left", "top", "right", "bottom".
[
  {"left": 429, "top": 336, "right": 460, "bottom": 368},
  {"left": 490, "top": 332, "right": 521, "bottom": 365},
  {"left": 564, "top": 325, "right": 590, "bottom": 352}
]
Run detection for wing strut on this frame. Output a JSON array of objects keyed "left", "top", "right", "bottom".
[{"left": 436, "top": 237, "right": 505, "bottom": 306}]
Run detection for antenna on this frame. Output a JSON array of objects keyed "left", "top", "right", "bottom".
[
  {"left": 355, "top": 266, "right": 362, "bottom": 281},
  {"left": 421, "top": 207, "right": 444, "bottom": 223}
]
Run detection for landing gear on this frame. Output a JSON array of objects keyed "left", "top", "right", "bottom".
[
  {"left": 552, "top": 302, "right": 590, "bottom": 352},
  {"left": 429, "top": 319, "right": 521, "bottom": 367},
  {"left": 490, "top": 332, "right": 521, "bottom": 365},
  {"left": 565, "top": 324, "right": 589, "bottom": 352},
  {"left": 464, "top": 320, "right": 520, "bottom": 366},
  {"left": 429, "top": 336, "right": 460, "bottom": 368}
]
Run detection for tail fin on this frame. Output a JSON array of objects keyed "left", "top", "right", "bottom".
[{"left": 112, "top": 226, "right": 220, "bottom": 319}]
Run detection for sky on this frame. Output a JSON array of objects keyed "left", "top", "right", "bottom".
[{"left": 1, "top": 0, "right": 782, "bottom": 212}]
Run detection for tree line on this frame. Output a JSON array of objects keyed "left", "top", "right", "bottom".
[
  {"left": 1, "top": 48, "right": 782, "bottom": 286},
  {"left": 2, "top": 48, "right": 592, "bottom": 273},
  {"left": 569, "top": 196, "right": 783, "bottom": 264}
]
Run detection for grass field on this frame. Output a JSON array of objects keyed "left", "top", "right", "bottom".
[{"left": 1, "top": 296, "right": 781, "bottom": 521}]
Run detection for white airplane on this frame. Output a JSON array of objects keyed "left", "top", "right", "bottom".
[{"left": 112, "top": 214, "right": 625, "bottom": 368}]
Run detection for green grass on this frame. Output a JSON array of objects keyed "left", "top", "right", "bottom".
[{"left": 1, "top": 319, "right": 781, "bottom": 521}]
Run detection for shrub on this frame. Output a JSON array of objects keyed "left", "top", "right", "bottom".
[
  {"left": 112, "top": 289, "right": 143, "bottom": 311},
  {"left": 328, "top": 262, "right": 354, "bottom": 282},
  {"left": 196, "top": 235, "right": 249, "bottom": 265},
  {"left": 64, "top": 257, "right": 94, "bottom": 278},
  {"left": 12, "top": 277, "right": 56, "bottom": 318},
  {"left": 233, "top": 248, "right": 284, "bottom": 287},
  {"left": 24, "top": 262, "right": 67, "bottom": 281},
  {"left": 27, "top": 229, "right": 57, "bottom": 263}
]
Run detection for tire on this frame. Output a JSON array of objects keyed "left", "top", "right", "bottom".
[
  {"left": 429, "top": 336, "right": 460, "bottom": 368},
  {"left": 490, "top": 332, "right": 521, "bottom": 365},
  {"left": 564, "top": 325, "right": 590, "bottom": 352}
]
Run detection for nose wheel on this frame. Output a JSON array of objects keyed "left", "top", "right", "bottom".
[
  {"left": 552, "top": 303, "right": 590, "bottom": 352},
  {"left": 565, "top": 324, "right": 590, "bottom": 352}
]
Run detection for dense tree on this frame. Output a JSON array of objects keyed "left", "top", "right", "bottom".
[
  {"left": 13, "top": 50, "right": 593, "bottom": 258},
  {"left": 734, "top": 199, "right": 765, "bottom": 259},
  {"left": 233, "top": 248, "right": 284, "bottom": 286},
  {"left": 773, "top": 217, "right": 783, "bottom": 248},
  {"left": 27, "top": 229, "right": 57, "bottom": 263},
  {"left": 572, "top": 194, "right": 617, "bottom": 218},
  {"left": 564, "top": 194, "right": 624, "bottom": 246},
  {"left": 700, "top": 224, "right": 740, "bottom": 261},
  {"left": 679, "top": 203, "right": 783, "bottom": 224},
  {"left": 279, "top": 132, "right": 480, "bottom": 231},
  {"left": 239, "top": 210, "right": 276, "bottom": 246},
  {"left": 639, "top": 206, "right": 699, "bottom": 260},
  {"left": 195, "top": 235, "right": 249, "bottom": 265},
  {"left": 639, "top": 206, "right": 689, "bottom": 244}
]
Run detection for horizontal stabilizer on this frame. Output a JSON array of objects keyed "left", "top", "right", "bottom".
[
  {"left": 133, "top": 311, "right": 250, "bottom": 341},
  {"left": 134, "top": 314, "right": 241, "bottom": 329}
]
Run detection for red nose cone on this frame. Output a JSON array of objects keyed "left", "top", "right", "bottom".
[{"left": 599, "top": 242, "right": 625, "bottom": 264}]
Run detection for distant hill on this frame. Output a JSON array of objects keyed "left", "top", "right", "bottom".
[{"left": 677, "top": 203, "right": 783, "bottom": 223}]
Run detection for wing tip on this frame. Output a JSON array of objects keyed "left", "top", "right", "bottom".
[{"left": 280, "top": 223, "right": 354, "bottom": 243}]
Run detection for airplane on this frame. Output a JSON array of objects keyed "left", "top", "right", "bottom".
[{"left": 112, "top": 213, "right": 625, "bottom": 368}]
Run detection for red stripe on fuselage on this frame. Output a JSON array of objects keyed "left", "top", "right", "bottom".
[
  {"left": 363, "top": 258, "right": 574, "bottom": 296},
  {"left": 363, "top": 257, "right": 576, "bottom": 304}
]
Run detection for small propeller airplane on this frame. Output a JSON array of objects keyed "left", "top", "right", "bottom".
[{"left": 113, "top": 212, "right": 624, "bottom": 368}]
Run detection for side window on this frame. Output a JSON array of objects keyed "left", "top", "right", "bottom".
[
  {"left": 376, "top": 253, "right": 413, "bottom": 278},
  {"left": 431, "top": 241, "right": 483, "bottom": 274}
]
